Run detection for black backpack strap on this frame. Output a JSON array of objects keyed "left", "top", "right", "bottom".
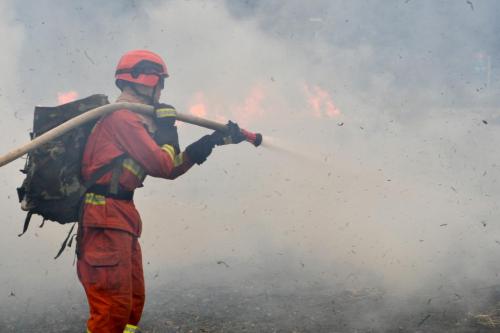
[
  {"left": 108, "top": 160, "right": 124, "bottom": 195},
  {"left": 82, "top": 154, "right": 127, "bottom": 191},
  {"left": 17, "top": 212, "right": 33, "bottom": 237},
  {"left": 54, "top": 223, "right": 76, "bottom": 259}
]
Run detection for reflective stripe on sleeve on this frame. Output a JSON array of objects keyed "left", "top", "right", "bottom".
[
  {"left": 173, "top": 153, "right": 184, "bottom": 167},
  {"left": 161, "top": 144, "right": 184, "bottom": 167},
  {"left": 156, "top": 107, "right": 176, "bottom": 118},
  {"left": 161, "top": 144, "right": 175, "bottom": 159},
  {"left": 84, "top": 193, "right": 106, "bottom": 206}
]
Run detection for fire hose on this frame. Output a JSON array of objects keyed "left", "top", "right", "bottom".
[{"left": 0, "top": 102, "right": 263, "bottom": 168}]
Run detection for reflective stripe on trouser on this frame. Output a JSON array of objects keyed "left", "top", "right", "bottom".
[
  {"left": 85, "top": 193, "right": 106, "bottom": 205},
  {"left": 78, "top": 228, "right": 145, "bottom": 333},
  {"left": 124, "top": 324, "right": 140, "bottom": 332},
  {"left": 86, "top": 324, "right": 139, "bottom": 333}
]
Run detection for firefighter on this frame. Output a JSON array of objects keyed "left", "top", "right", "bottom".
[{"left": 76, "top": 49, "right": 245, "bottom": 333}]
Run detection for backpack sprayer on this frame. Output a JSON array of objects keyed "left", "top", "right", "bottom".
[{"left": 0, "top": 100, "right": 263, "bottom": 168}]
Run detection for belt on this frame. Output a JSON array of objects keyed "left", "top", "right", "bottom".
[{"left": 87, "top": 184, "right": 134, "bottom": 201}]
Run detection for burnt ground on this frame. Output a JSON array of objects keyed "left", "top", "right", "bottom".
[{"left": 2, "top": 283, "right": 500, "bottom": 332}]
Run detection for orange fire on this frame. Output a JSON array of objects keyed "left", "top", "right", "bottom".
[
  {"left": 190, "top": 103, "right": 208, "bottom": 117},
  {"left": 189, "top": 92, "right": 208, "bottom": 118},
  {"left": 187, "top": 86, "right": 266, "bottom": 126},
  {"left": 57, "top": 91, "right": 78, "bottom": 105},
  {"left": 233, "top": 86, "right": 265, "bottom": 126},
  {"left": 303, "top": 84, "right": 341, "bottom": 118}
]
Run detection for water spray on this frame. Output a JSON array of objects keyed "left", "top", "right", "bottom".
[
  {"left": 260, "top": 135, "right": 316, "bottom": 161},
  {"left": 0, "top": 102, "right": 263, "bottom": 168}
]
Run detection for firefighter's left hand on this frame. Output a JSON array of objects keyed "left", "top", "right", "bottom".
[
  {"left": 211, "top": 121, "right": 246, "bottom": 146},
  {"left": 154, "top": 103, "right": 177, "bottom": 128}
]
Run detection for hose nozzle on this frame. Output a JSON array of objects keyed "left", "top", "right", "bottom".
[{"left": 240, "top": 128, "right": 263, "bottom": 147}]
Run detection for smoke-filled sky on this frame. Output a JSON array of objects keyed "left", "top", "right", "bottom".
[{"left": 1, "top": 0, "right": 500, "bottom": 326}]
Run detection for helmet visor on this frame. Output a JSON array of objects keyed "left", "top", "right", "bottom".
[{"left": 116, "top": 60, "right": 168, "bottom": 79}]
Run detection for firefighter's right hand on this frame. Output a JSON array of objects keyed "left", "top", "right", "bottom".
[
  {"left": 154, "top": 103, "right": 177, "bottom": 128},
  {"left": 210, "top": 121, "right": 246, "bottom": 146}
]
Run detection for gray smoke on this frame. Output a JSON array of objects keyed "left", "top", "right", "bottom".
[{"left": 1, "top": 0, "right": 499, "bottom": 331}]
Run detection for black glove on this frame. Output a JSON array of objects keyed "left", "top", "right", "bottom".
[
  {"left": 211, "top": 121, "right": 246, "bottom": 146},
  {"left": 185, "top": 135, "right": 216, "bottom": 165},
  {"left": 154, "top": 125, "right": 180, "bottom": 154},
  {"left": 154, "top": 103, "right": 177, "bottom": 128}
]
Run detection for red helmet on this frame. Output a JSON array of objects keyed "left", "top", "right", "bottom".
[{"left": 115, "top": 50, "right": 169, "bottom": 89}]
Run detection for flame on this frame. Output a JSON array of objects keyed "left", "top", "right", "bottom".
[
  {"left": 303, "top": 84, "right": 341, "bottom": 118},
  {"left": 233, "top": 85, "right": 266, "bottom": 126},
  {"left": 187, "top": 86, "right": 265, "bottom": 126},
  {"left": 189, "top": 92, "right": 208, "bottom": 117},
  {"left": 190, "top": 103, "right": 207, "bottom": 118},
  {"left": 57, "top": 90, "right": 78, "bottom": 105}
]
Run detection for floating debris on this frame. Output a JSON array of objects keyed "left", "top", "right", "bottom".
[
  {"left": 84, "top": 50, "right": 95, "bottom": 65},
  {"left": 216, "top": 260, "right": 230, "bottom": 268},
  {"left": 417, "top": 314, "right": 431, "bottom": 327},
  {"left": 466, "top": 0, "right": 474, "bottom": 11}
]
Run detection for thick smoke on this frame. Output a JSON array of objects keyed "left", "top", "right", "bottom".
[{"left": 1, "top": 0, "right": 500, "bottom": 330}]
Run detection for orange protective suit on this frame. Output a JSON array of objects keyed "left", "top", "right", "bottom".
[{"left": 77, "top": 93, "right": 193, "bottom": 333}]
